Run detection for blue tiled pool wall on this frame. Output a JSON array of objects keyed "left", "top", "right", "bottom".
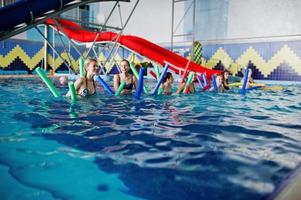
[{"left": 173, "top": 40, "right": 301, "bottom": 81}]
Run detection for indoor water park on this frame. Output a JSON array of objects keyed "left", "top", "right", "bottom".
[{"left": 0, "top": 0, "right": 301, "bottom": 200}]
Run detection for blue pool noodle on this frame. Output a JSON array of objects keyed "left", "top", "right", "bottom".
[
  {"left": 135, "top": 68, "right": 144, "bottom": 99},
  {"left": 247, "top": 86, "right": 261, "bottom": 91},
  {"left": 211, "top": 75, "right": 218, "bottom": 93},
  {"left": 197, "top": 75, "right": 204, "bottom": 88},
  {"left": 241, "top": 68, "right": 249, "bottom": 95},
  {"left": 151, "top": 63, "right": 169, "bottom": 95},
  {"left": 202, "top": 73, "right": 208, "bottom": 86},
  {"left": 95, "top": 76, "right": 114, "bottom": 95}
]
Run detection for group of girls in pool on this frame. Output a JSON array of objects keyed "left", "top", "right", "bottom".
[{"left": 67, "top": 58, "right": 255, "bottom": 97}]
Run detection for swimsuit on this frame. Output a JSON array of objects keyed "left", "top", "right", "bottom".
[
  {"left": 124, "top": 82, "right": 133, "bottom": 90},
  {"left": 119, "top": 75, "right": 133, "bottom": 90},
  {"left": 79, "top": 78, "right": 96, "bottom": 97},
  {"left": 223, "top": 80, "right": 230, "bottom": 90}
]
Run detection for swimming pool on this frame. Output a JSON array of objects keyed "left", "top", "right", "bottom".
[{"left": 0, "top": 77, "right": 300, "bottom": 200}]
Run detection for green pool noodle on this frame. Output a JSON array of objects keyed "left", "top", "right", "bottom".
[
  {"left": 79, "top": 58, "right": 85, "bottom": 78},
  {"left": 158, "top": 86, "right": 163, "bottom": 95},
  {"left": 68, "top": 81, "right": 77, "bottom": 102},
  {"left": 154, "top": 65, "right": 161, "bottom": 80},
  {"left": 35, "top": 67, "right": 60, "bottom": 98},
  {"left": 115, "top": 82, "right": 126, "bottom": 96},
  {"left": 130, "top": 63, "right": 149, "bottom": 94},
  {"left": 183, "top": 73, "right": 194, "bottom": 94}
]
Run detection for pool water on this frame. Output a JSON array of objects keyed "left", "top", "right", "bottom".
[{"left": 0, "top": 78, "right": 301, "bottom": 200}]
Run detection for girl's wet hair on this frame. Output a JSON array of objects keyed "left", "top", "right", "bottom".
[
  {"left": 163, "top": 72, "right": 173, "bottom": 83},
  {"left": 121, "top": 59, "right": 130, "bottom": 66},
  {"left": 222, "top": 69, "right": 230, "bottom": 77},
  {"left": 84, "top": 57, "right": 97, "bottom": 68},
  {"left": 84, "top": 58, "right": 98, "bottom": 77}
]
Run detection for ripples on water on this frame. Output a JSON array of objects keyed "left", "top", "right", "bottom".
[{"left": 0, "top": 78, "right": 301, "bottom": 200}]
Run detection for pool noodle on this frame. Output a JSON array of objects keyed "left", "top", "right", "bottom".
[
  {"left": 95, "top": 76, "right": 114, "bottom": 95},
  {"left": 247, "top": 86, "right": 262, "bottom": 91},
  {"left": 68, "top": 81, "right": 77, "bottom": 102},
  {"left": 151, "top": 63, "right": 169, "bottom": 95},
  {"left": 212, "top": 75, "right": 218, "bottom": 93},
  {"left": 202, "top": 83, "right": 211, "bottom": 92},
  {"left": 135, "top": 68, "right": 144, "bottom": 99},
  {"left": 229, "top": 82, "right": 265, "bottom": 87},
  {"left": 35, "top": 67, "right": 60, "bottom": 98},
  {"left": 154, "top": 65, "right": 161, "bottom": 80},
  {"left": 158, "top": 87, "right": 163, "bottom": 95},
  {"left": 180, "top": 67, "right": 189, "bottom": 84},
  {"left": 149, "top": 70, "right": 157, "bottom": 80},
  {"left": 241, "top": 68, "right": 249, "bottom": 95},
  {"left": 79, "top": 58, "right": 85, "bottom": 78},
  {"left": 130, "top": 63, "right": 148, "bottom": 94},
  {"left": 183, "top": 73, "right": 194, "bottom": 94},
  {"left": 197, "top": 75, "right": 204, "bottom": 88},
  {"left": 202, "top": 73, "right": 208, "bottom": 86},
  {"left": 154, "top": 66, "right": 163, "bottom": 95},
  {"left": 115, "top": 81, "right": 126, "bottom": 96}
]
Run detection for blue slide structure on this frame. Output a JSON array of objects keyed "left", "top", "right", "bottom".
[{"left": 0, "top": 0, "right": 129, "bottom": 41}]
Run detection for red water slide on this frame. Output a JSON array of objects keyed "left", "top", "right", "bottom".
[{"left": 45, "top": 19, "right": 220, "bottom": 77}]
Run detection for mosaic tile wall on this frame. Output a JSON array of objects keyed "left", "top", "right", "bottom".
[{"left": 200, "top": 40, "right": 301, "bottom": 81}]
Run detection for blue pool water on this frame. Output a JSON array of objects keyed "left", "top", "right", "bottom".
[{"left": 0, "top": 77, "right": 301, "bottom": 200}]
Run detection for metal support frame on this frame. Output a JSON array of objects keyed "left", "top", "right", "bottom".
[
  {"left": 53, "top": 24, "right": 74, "bottom": 68},
  {"left": 46, "top": 0, "right": 140, "bottom": 76},
  {"left": 92, "top": 45, "right": 106, "bottom": 74},
  {"left": 34, "top": 26, "right": 74, "bottom": 72},
  {"left": 170, "top": 0, "right": 196, "bottom": 77},
  {"left": 61, "top": 18, "right": 122, "bottom": 31},
  {"left": 171, "top": 0, "right": 196, "bottom": 51},
  {"left": 102, "top": 0, "right": 140, "bottom": 75},
  {"left": 117, "top": 2, "right": 124, "bottom": 27},
  {"left": 52, "top": 18, "right": 83, "bottom": 58},
  {"left": 84, "top": 1, "right": 119, "bottom": 59}
]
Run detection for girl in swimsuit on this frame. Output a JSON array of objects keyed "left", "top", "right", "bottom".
[
  {"left": 67, "top": 58, "right": 99, "bottom": 97},
  {"left": 113, "top": 59, "right": 138, "bottom": 95},
  {"left": 222, "top": 69, "right": 230, "bottom": 90},
  {"left": 209, "top": 74, "right": 225, "bottom": 93},
  {"left": 161, "top": 72, "right": 174, "bottom": 95},
  {"left": 176, "top": 71, "right": 196, "bottom": 94}
]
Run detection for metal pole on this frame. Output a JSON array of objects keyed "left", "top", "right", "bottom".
[
  {"left": 173, "top": 0, "right": 194, "bottom": 37},
  {"left": 171, "top": 0, "right": 175, "bottom": 51},
  {"left": 193, "top": 0, "right": 196, "bottom": 41},
  {"left": 34, "top": 26, "right": 74, "bottom": 72},
  {"left": 44, "top": 25, "right": 48, "bottom": 70},
  {"left": 118, "top": 2, "right": 124, "bottom": 27},
  {"left": 122, "top": 0, "right": 140, "bottom": 32}
]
